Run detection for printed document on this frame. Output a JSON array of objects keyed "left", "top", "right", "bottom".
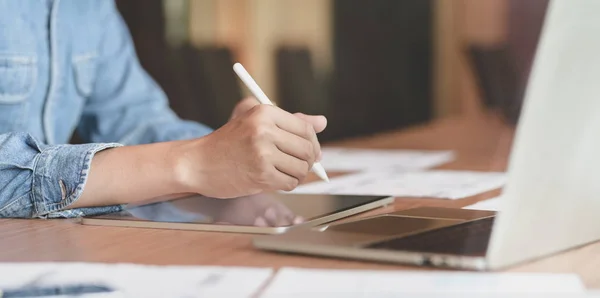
[
  {"left": 0, "top": 263, "right": 272, "bottom": 298},
  {"left": 319, "top": 147, "right": 455, "bottom": 172},
  {"left": 261, "top": 267, "right": 585, "bottom": 297},
  {"left": 290, "top": 170, "right": 506, "bottom": 199},
  {"left": 463, "top": 197, "right": 503, "bottom": 211}
]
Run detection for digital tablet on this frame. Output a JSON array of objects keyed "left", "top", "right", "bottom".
[{"left": 80, "top": 193, "right": 394, "bottom": 234}]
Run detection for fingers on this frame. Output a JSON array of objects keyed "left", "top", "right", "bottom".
[
  {"left": 262, "top": 205, "right": 298, "bottom": 227},
  {"left": 292, "top": 113, "right": 327, "bottom": 161},
  {"left": 293, "top": 216, "right": 305, "bottom": 224},
  {"left": 269, "top": 107, "right": 316, "bottom": 138},
  {"left": 238, "top": 97, "right": 259, "bottom": 111},
  {"left": 253, "top": 217, "right": 269, "bottom": 227},
  {"left": 294, "top": 113, "right": 327, "bottom": 133},
  {"left": 263, "top": 207, "right": 287, "bottom": 227},
  {"left": 258, "top": 107, "right": 321, "bottom": 162},
  {"left": 293, "top": 113, "right": 327, "bottom": 161},
  {"left": 253, "top": 154, "right": 300, "bottom": 192},
  {"left": 244, "top": 105, "right": 327, "bottom": 194},
  {"left": 271, "top": 164, "right": 300, "bottom": 192},
  {"left": 253, "top": 200, "right": 305, "bottom": 227},
  {"left": 255, "top": 214, "right": 304, "bottom": 227},
  {"left": 273, "top": 129, "right": 316, "bottom": 168},
  {"left": 271, "top": 146, "right": 310, "bottom": 182}
]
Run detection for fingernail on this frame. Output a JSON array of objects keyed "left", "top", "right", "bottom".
[{"left": 293, "top": 216, "right": 305, "bottom": 224}]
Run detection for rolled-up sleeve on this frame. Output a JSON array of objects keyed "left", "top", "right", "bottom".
[{"left": 0, "top": 132, "right": 123, "bottom": 218}]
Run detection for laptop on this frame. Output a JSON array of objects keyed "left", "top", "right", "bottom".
[{"left": 253, "top": 0, "right": 600, "bottom": 270}]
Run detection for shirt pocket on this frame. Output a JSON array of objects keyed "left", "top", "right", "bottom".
[
  {"left": 0, "top": 55, "right": 37, "bottom": 103},
  {"left": 0, "top": 55, "right": 37, "bottom": 131},
  {"left": 72, "top": 53, "right": 98, "bottom": 99}
]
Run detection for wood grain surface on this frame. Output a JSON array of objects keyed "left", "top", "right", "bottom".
[{"left": 1, "top": 114, "right": 598, "bottom": 289}]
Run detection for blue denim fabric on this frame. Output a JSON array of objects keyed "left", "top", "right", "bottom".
[{"left": 0, "top": 0, "right": 213, "bottom": 218}]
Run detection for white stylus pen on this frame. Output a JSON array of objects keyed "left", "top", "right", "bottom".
[{"left": 233, "top": 62, "right": 330, "bottom": 182}]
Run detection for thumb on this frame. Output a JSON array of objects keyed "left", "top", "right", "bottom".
[{"left": 294, "top": 113, "right": 327, "bottom": 133}]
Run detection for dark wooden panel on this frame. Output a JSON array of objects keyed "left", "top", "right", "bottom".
[
  {"left": 465, "top": 0, "right": 549, "bottom": 125},
  {"left": 115, "top": 0, "right": 194, "bottom": 122},
  {"left": 505, "top": 0, "right": 549, "bottom": 123},
  {"left": 508, "top": 0, "right": 549, "bottom": 86},
  {"left": 115, "top": 1, "right": 242, "bottom": 129},
  {"left": 467, "top": 45, "right": 521, "bottom": 124},
  {"left": 115, "top": 0, "right": 171, "bottom": 94},
  {"left": 275, "top": 47, "right": 329, "bottom": 117},
  {"left": 330, "top": 0, "right": 433, "bottom": 140},
  {"left": 179, "top": 46, "right": 242, "bottom": 128}
]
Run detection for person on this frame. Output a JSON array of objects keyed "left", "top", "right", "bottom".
[{"left": 0, "top": 0, "right": 326, "bottom": 219}]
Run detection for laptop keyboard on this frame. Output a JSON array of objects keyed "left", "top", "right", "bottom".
[{"left": 365, "top": 217, "right": 495, "bottom": 256}]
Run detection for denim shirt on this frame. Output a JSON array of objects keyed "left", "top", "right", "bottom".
[{"left": 0, "top": 0, "right": 212, "bottom": 218}]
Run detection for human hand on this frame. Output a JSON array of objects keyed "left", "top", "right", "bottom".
[
  {"left": 211, "top": 194, "right": 304, "bottom": 227},
  {"left": 229, "top": 98, "right": 322, "bottom": 136},
  {"left": 230, "top": 97, "right": 259, "bottom": 120},
  {"left": 175, "top": 104, "right": 327, "bottom": 198}
]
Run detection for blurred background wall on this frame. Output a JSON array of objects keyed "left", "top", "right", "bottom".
[{"left": 115, "top": 0, "right": 548, "bottom": 141}]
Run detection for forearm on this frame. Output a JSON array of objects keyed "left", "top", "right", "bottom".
[
  {"left": 72, "top": 141, "right": 190, "bottom": 209},
  {"left": 0, "top": 132, "right": 128, "bottom": 218}
]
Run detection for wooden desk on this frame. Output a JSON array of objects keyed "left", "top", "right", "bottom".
[{"left": 1, "top": 114, "right": 599, "bottom": 289}]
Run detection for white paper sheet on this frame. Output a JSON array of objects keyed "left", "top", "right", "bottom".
[
  {"left": 289, "top": 170, "right": 507, "bottom": 199},
  {"left": 0, "top": 263, "right": 272, "bottom": 298},
  {"left": 463, "top": 197, "right": 503, "bottom": 211},
  {"left": 261, "top": 267, "right": 585, "bottom": 297},
  {"left": 319, "top": 147, "right": 455, "bottom": 172}
]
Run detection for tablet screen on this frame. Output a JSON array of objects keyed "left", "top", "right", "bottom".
[{"left": 83, "top": 193, "right": 390, "bottom": 229}]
